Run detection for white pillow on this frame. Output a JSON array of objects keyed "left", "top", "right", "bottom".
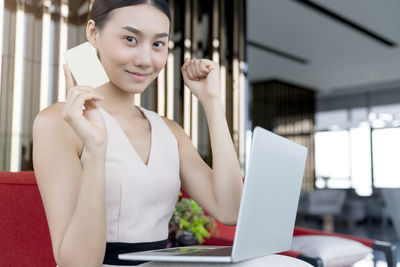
[
  {"left": 291, "top": 235, "right": 373, "bottom": 267},
  {"left": 141, "top": 254, "right": 313, "bottom": 266}
]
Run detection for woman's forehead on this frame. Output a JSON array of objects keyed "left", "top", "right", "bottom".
[{"left": 105, "top": 4, "right": 170, "bottom": 33}]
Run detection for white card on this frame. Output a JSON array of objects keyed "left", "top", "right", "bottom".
[{"left": 63, "top": 42, "right": 109, "bottom": 88}]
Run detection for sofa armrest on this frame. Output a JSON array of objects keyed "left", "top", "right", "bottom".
[{"left": 372, "top": 240, "right": 398, "bottom": 267}]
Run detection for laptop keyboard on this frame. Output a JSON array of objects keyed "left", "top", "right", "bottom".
[{"left": 182, "top": 247, "right": 232, "bottom": 257}]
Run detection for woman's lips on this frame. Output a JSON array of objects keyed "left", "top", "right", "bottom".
[{"left": 125, "top": 70, "right": 150, "bottom": 82}]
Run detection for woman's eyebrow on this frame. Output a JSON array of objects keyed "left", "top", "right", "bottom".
[{"left": 121, "top": 26, "right": 168, "bottom": 38}]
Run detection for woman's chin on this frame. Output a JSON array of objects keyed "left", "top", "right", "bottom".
[{"left": 123, "top": 84, "right": 149, "bottom": 94}]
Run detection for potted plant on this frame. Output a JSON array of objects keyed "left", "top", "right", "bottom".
[{"left": 168, "top": 193, "right": 217, "bottom": 247}]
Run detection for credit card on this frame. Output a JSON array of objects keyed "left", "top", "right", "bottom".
[{"left": 63, "top": 42, "right": 109, "bottom": 88}]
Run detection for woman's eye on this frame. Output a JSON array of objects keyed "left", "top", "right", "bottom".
[
  {"left": 153, "top": 41, "right": 165, "bottom": 48},
  {"left": 126, "top": 36, "right": 137, "bottom": 44}
]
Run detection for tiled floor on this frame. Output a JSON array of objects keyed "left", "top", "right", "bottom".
[{"left": 297, "top": 219, "right": 400, "bottom": 266}]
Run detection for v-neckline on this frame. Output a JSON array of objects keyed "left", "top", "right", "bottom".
[{"left": 99, "top": 106, "right": 153, "bottom": 167}]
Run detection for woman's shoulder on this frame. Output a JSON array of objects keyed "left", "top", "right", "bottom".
[
  {"left": 138, "top": 106, "right": 181, "bottom": 133},
  {"left": 33, "top": 102, "right": 69, "bottom": 131},
  {"left": 33, "top": 102, "right": 83, "bottom": 155},
  {"left": 34, "top": 101, "right": 65, "bottom": 119},
  {"left": 159, "top": 116, "right": 189, "bottom": 145},
  {"left": 160, "top": 116, "right": 179, "bottom": 131},
  {"left": 137, "top": 106, "right": 188, "bottom": 145}
]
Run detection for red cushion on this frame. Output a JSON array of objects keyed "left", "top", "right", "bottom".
[
  {"left": 278, "top": 250, "right": 303, "bottom": 258},
  {"left": 0, "top": 171, "right": 56, "bottom": 266},
  {"left": 203, "top": 220, "right": 236, "bottom": 246}
]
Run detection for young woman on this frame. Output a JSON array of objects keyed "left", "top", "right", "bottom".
[{"left": 32, "top": 0, "right": 243, "bottom": 266}]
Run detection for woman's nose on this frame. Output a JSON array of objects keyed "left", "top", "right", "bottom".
[{"left": 132, "top": 45, "right": 152, "bottom": 68}]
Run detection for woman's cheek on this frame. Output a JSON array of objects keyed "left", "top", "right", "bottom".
[
  {"left": 154, "top": 51, "right": 168, "bottom": 71},
  {"left": 114, "top": 49, "right": 131, "bottom": 65}
]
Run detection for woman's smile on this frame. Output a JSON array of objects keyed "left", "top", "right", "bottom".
[{"left": 125, "top": 70, "right": 151, "bottom": 82}]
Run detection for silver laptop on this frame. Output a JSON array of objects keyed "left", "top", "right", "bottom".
[{"left": 119, "top": 126, "right": 308, "bottom": 263}]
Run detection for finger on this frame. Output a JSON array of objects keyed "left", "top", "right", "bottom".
[
  {"left": 66, "top": 86, "right": 101, "bottom": 105},
  {"left": 74, "top": 93, "right": 104, "bottom": 113},
  {"left": 181, "top": 64, "right": 189, "bottom": 81},
  {"left": 199, "top": 59, "right": 210, "bottom": 73},
  {"left": 181, "top": 58, "right": 194, "bottom": 81},
  {"left": 181, "top": 58, "right": 190, "bottom": 71},
  {"left": 64, "top": 89, "right": 85, "bottom": 112},
  {"left": 207, "top": 65, "right": 216, "bottom": 71},
  {"left": 63, "top": 64, "right": 77, "bottom": 92},
  {"left": 69, "top": 90, "right": 104, "bottom": 103},
  {"left": 184, "top": 57, "right": 190, "bottom": 65},
  {"left": 184, "top": 58, "right": 191, "bottom": 70},
  {"left": 66, "top": 91, "right": 103, "bottom": 113},
  {"left": 186, "top": 62, "right": 196, "bottom": 80},
  {"left": 84, "top": 98, "right": 101, "bottom": 110},
  {"left": 194, "top": 59, "right": 203, "bottom": 78},
  {"left": 189, "top": 59, "right": 199, "bottom": 80},
  {"left": 197, "top": 60, "right": 209, "bottom": 79},
  {"left": 63, "top": 92, "right": 102, "bottom": 122},
  {"left": 199, "top": 59, "right": 217, "bottom": 71},
  {"left": 71, "top": 86, "right": 98, "bottom": 95},
  {"left": 66, "top": 87, "right": 100, "bottom": 104},
  {"left": 200, "top": 58, "right": 214, "bottom": 67},
  {"left": 206, "top": 61, "right": 217, "bottom": 71}
]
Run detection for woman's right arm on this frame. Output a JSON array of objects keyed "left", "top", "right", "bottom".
[{"left": 32, "top": 65, "right": 107, "bottom": 267}]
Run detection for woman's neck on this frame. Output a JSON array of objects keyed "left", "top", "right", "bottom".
[{"left": 95, "top": 82, "right": 141, "bottom": 118}]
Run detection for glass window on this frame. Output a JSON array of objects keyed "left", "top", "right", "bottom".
[
  {"left": 315, "top": 131, "right": 350, "bottom": 188},
  {"left": 315, "top": 104, "right": 400, "bottom": 193},
  {"left": 372, "top": 128, "right": 400, "bottom": 188},
  {"left": 350, "top": 125, "right": 372, "bottom": 196}
]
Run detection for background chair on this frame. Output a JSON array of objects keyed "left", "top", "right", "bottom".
[
  {"left": 301, "top": 189, "right": 347, "bottom": 232},
  {"left": 381, "top": 188, "right": 400, "bottom": 241}
]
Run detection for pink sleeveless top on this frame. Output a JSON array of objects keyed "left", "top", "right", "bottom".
[{"left": 81, "top": 106, "right": 181, "bottom": 244}]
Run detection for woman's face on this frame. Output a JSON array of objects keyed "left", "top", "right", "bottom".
[{"left": 93, "top": 4, "right": 170, "bottom": 93}]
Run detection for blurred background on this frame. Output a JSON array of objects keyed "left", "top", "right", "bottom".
[{"left": 0, "top": 0, "right": 399, "bottom": 265}]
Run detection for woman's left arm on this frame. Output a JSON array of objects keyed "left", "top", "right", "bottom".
[
  {"left": 199, "top": 92, "right": 243, "bottom": 225},
  {"left": 164, "top": 58, "right": 243, "bottom": 225}
]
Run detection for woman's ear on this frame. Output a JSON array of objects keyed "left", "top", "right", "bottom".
[{"left": 86, "top": 19, "right": 98, "bottom": 49}]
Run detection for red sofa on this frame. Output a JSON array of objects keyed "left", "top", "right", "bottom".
[
  {"left": 0, "top": 171, "right": 56, "bottom": 266},
  {"left": 1, "top": 171, "right": 315, "bottom": 266},
  {"left": 1, "top": 171, "right": 397, "bottom": 267}
]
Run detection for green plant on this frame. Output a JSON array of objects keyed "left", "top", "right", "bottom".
[{"left": 169, "top": 194, "right": 217, "bottom": 244}]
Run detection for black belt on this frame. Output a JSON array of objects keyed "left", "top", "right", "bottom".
[{"left": 103, "top": 239, "right": 168, "bottom": 265}]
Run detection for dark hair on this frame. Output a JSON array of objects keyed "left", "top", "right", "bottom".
[{"left": 88, "top": 0, "right": 171, "bottom": 30}]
